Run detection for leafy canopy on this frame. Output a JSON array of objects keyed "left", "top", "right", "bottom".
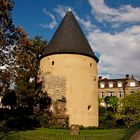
[
  {"left": 104, "top": 96, "right": 119, "bottom": 112},
  {"left": 120, "top": 92, "right": 140, "bottom": 127}
]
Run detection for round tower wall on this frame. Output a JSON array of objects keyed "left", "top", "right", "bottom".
[{"left": 40, "top": 54, "right": 98, "bottom": 127}]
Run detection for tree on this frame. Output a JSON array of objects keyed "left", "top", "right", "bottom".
[
  {"left": 0, "top": 0, "right": 48, "bottom": 107},
  {"left": 104, "top": 96, "right": 119, "bottom": 112},
  {"left": 0, "top": 0, "right": 15, "bottom": 48},
  {"left": 99, "top": 106, "right": 116, "bottom": 128},
  {"left": 15, "top": 35, "right": 47, "bottom": 106},
  {"left": 34, "top": 90, "right": 52, "bottom": 115},
  {"left": 0, "top": 0, "right": 16, "bottom": 90},
  {"left": 2, "top": 90, "right": 17, "bottom": 108},
  {"left": 120, "top": 92, "right": 140, "bottom": 127},
  {"left": 0, "top": 1, "right": 31, "bottom": 93}
]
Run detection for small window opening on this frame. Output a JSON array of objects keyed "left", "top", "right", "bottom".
[
  {"left": 100, "top": 92, "right": 104, "bottom": 98},
  {"left": 88, "top": 105, "right": 92, "bottom": 111},
  {"left": 100, "top": 83, "right": 105, "bottom": 88},
  {"left": 52, "top": 61, "right": 54, "bottom": 65},
  {"left": 119, "top": 92, "right": 123, "bottom": 98},
  {"left": 130, "top": 82, "right": 135, "bottom": 87},
  {"left": 130, "top": 90, "right": 135, "bottom": 94},
  {"left": 109, "top": 92, "right": 113, "bottom": 96},
  {"left": 90, "top": 63, "right": 92, "bottom": 67}
]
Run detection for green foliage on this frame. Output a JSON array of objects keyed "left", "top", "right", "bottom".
[
  {"left": 99, "top": 106, "right": 116, "bottom": 128},
  {"left": 0, "top": 107, "right": 39, "bottom": 130},
  {"left": 0, "top": 0, "right": 15, "bottom": 48},
  {"left": 36, "top": 115, "right": 51, "bottom": 128},
  {"left": 34, "top": 90, "right": 52, "bottom": 114},
  {"left": 5, "top": 115, "right": 38, "bottom": 130},
  {"left": 120, "top": 92, "right": 140, "bottom": 127},
  {"left": 15, "top": 35, "right": 47, "bottom": 106},
  {"left": 1, "top": 90, "right": 17, "bottom": 108},
  {"left": 0, "top": 0, "right": 47, "bottom": 107},
  {"left": 98, "top": 97, "right": 102, "bottom": 105},
  {"left": 64, "top": 118, "right": 69, "bottom": 128},
  {"left": 0, "top": 0, "right": 16, "bottom": 90},
  {"left": 0, "top": 0, "right": 51, "bottom": 131},
  {"left": 104, "top": 96, "right": 119, "bottom": 112}
]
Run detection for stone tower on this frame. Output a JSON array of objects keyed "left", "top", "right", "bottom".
[{"left": 40, "top": 10, "right": 99, "bottom": 127}]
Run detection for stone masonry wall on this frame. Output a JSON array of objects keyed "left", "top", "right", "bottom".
[{"left": 41, "top": 72, "right": 66, "bottom": 101}]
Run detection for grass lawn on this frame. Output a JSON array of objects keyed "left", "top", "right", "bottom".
[{"left": 0, "top": 128, "right": 127, "bottom": 140}]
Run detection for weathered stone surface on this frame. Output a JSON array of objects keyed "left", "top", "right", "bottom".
[{"left": 42, "top": 73, "right": 66, "bottom": 101}]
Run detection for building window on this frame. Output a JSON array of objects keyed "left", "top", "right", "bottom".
[
  {"left": 118, "top": 92, "right": 123, "bottom": 98},
  {"left": 90, "top": 63, "right": 92, "bottom": 67},
  {"left": 109, "top": 92, "right": 113, "bottom": 96},
  {"left": 52, "top": 61, "right": 54, "bottom": 65},
  {"left": 118, "top": 82, "right": 122, "bottom": 87},
  {"left": 109, "top": 82, "right": 113, "bottom": 88},
  {"left": 100, "top": 82, "right": 105, "bottom": 88},
  {"left": 130, "top": 82, "right": 135, "bottom": 87},
  {"left": 130, "top": 90, "right": 135, "bottom": 94},
  {"left": 100, "top": 92, "right": 104, "bottom": 98},
  {"left": 87, "top": 105, "right": 92, "bottom": 111},
  {"left": 94, "top": 76, "right": 96, "bottom": 81}
]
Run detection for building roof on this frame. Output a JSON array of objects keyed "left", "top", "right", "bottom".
[
  {"left": 99, "top": 78, "right": 127, "bottom": 88},
  {"left": 42, "top": 10, "right": 99, "bottom": 62},
  {"left": 98, "top": 75, "right": 140, "bottom": 88}
]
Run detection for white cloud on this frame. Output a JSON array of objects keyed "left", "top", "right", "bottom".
[
  {"left": 76, "top": 15, "right": 96, "bottom": 31},
  {"left": 41, "top": 3, "right": 140, "bottom": 79},
  {"left": 54, "top": 5, "right": 96, "bottom": 31},
  {"left": 88, "top": 25, "right": 140, "bottom": 78},
  {"left": 88, "top": 0, "right": 140, "bottom": 78},
  {"left": 88, "top": 0, "right": 140, "bottom": 23},
  {"left": 54, "top": 5, "right": 69, "bottom": 18},
  {"left": 40, "top": 8, "right": 57, "bottom": 29}
]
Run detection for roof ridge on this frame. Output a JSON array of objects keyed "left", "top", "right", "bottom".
[{"left": 42, "top": 11, "right": 99, "bottom": 62}]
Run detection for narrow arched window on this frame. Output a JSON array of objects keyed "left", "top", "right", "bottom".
[
  {"left": 118, "top": 82, "right": 122, "bottom": 87},
  {"left": 100, "top": 82, "right": 105, "bottom": 88},
  {"left": 52, "top": 61, "right": 54, "bottom": 65},
  {"left": 109, "top": 82, "right": 113, "bottom": 88},
  {"left": 130, "top": 82, "right": 135, "bottom": 87}
]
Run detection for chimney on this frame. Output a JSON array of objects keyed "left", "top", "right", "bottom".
[
  {"left": 126, "top": 74, "right": 129, "bottom": 79},
  {"left": 99, "top": 76, "right": 102, "bottom": 80}
]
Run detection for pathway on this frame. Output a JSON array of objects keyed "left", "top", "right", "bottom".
[{"left": 130, "top": 130, "right": 140, "bottom": 140}]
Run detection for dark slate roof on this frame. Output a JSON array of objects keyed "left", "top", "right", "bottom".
[
  {"left": 98, "top": 78, "right": 127, "bottom": 88},
  {"left": 42, "top": 10, "right": 99, "bottom": 62},
  {"left": 98, "top": 76, "right": 140, "bottom": 88}
]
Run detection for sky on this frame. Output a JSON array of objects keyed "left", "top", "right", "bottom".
[{"left": 12, "top": 0, "right": 140, "bottom": 79}]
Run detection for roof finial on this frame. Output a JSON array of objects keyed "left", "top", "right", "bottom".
[{"left": 68, "top": 8, "right": 72, "bottom": 12}]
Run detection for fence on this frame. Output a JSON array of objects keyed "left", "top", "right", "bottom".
[
  {"left": 0, "top": 135, "right": 125, "bottom": 140},
  {"left": 0, "top": 123, "right": 140, "bottom": 140},
  {"left": 122, "top": 122, "right": 140, "bottom": 140},
  {"left": 0, "top": 131, "right": 125, "bottom": 140}
]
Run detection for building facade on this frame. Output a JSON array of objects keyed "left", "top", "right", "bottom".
[
  {"left": 40, "top": 10, "right": 99, "bottom": 127},
  {"left": 98, "top": 75, "right": 140, "bottom": 106}
]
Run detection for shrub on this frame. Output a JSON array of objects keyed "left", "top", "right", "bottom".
[
  {"left": 5, "top": 115, "right": 38, "bottom": 130},
  {"left": 36, "top": 115, "right": 50, "bottom": 128}
]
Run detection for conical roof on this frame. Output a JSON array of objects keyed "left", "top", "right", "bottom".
[{"left": 43, "top": 10, "right": 99, "bottom": 62}]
